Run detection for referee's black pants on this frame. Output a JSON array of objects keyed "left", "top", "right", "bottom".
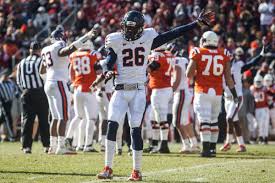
[{"left": 21, "top": 88, "right": 50, "bottom": 149}]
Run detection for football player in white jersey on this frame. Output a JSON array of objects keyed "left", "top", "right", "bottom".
[
  {"left": 40, "top": 26, "right": 97, "bottom": 155},
  {"left": 220, "top": 44, "right": 268, "bottom": 152},
  {"left": 168, "top": 44, "right": 199, "bottom": 153},
  {"left": 94, "top": 10, "right": 214, "bottom": 181}
]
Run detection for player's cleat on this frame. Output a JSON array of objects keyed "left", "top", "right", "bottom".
[
  {"left": 128, "top": 170, "right": 142, "bottom": 181},
  {"left": 76, "top": 146, "right": 84, "bottom": 151},
  {"left": 47, "top": 147, "right": 57, "bottom": 155},
  {"left": 44, "top": 147, "right": 49, "bottom": 153},
  {"left": 158, "top": 141, "right": 170, "bottom": 154},
  {"left": 149, "top": 146, "right": 159, "bottom": 154},
  {"left": 210, "top": 143, "right": 216, "bottom": 156},
  {"left": 200, "top": 151, "right": 214, "bottom": 158},
  {"left": 236, "top": 145, "right": 247, "bottom": 152},
  {"left": 220, "top": 143, "right": 231, "bottom": 152},
  {"left": 143, "top": 146, "right": 153, "bottom": 153},
  {"left": 65, "top": 138, "right": 75, "bottom": 151},
  {"left": 83, "top": 146, "right": 98, "bottom": 152},
  {"left": 100, "top": 145, "right": 105, "bottom": 152},
  {"left": 55, "top": 147, "right": 77, "bottom": 155},
  {"left": 190, "top": 146, "right": 200, "bottom": 153},
  {"left": 179, "top": 146, "right": 191, "bottom": 154},
  {"left": 97, "top": 166, "right": 113, "bottom": 179},
  {"left": 117, "top": 149, "right": 122, "bottom": 155},
  {"left": 23, "top": 147, "right": 31, "bottom": 154}
]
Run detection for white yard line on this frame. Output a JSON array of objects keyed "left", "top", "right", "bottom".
[{"left": 80, "top": 159, "right": 267, "bottom": 183}]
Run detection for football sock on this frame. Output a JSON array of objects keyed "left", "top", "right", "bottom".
[
  {"left": 101, "top": 135, "right": 106, "bottom": 146},
  {"left": 105, "top": 139, "right": 116, "bottom": 168},
  {"left": 84, "top": 120, "right": 95, "bottom": 147},
  {"left": 236, "top": 136, "right": 244, "bottom": 146},
  {"left": 57, "top": 136, "right": 65, "bottom": 148},
  {"left": 50, "top": 136, "right": 57, "bottom": 148},
  {"left": 160, "top": 128, "right": 169, "bottom": 141},
  {"left": 133, "top": 150, "right": 142, "bottom": 171},
  {"left": 225, "top": 133, "right": 233, "bottom": 144},
  {"left": 210, "top": 132, "right": 219, "bottom": 144},
  {"left": 152, "top": 128, "right": 160, "bottom": 147},
  {"left": 181, "top": 138, "right": 190, "bottom": 149},
  {"left": 190, "top": 137, "right": 198, "bottom": 147}
]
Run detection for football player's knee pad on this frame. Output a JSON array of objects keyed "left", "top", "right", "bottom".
[
  {"left": 131, "top": 127, "right": 143, "bottom": 151},
  {"left": 102, "top": 120, "right": 108, "bottom": 135},
  {"left": 167, "top": 114, "right": 173, "bottom": 125},
  {"left": 106, "top": 121, "right": 119, "bottom": 141}
]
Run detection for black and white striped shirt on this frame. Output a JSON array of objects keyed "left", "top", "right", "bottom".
[
  {"left": 0, "top": 79, "right": 18, "bottom": 102},
  {"left": 17, "top": 54, "right": 44, "bottom": 89}
]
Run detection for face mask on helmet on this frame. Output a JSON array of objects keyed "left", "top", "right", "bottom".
[
  {"left": 50, "top": 28, "right": 66, "bottom": 43},
  {"left": 263, "top": 74, "right": 273, "bottom": 87},
  {"left": 254, "top": 76, "right": 263, "bottom": 88},
  {"left": 121, "top": 11, "right": 144, "bottom": 41}
]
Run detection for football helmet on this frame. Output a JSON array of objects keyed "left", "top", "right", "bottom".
[
  {"left": 254, "top": 74, "right": 263, "bottom": 88},
  {"left": 50, "top": 25, "right": 66, "bottom": 43},
  {"left": 200, "top": 31, "right": 218, "bottom": 48},
  {"left": 121, "top": 10, "right": 145, "bottom": 41},
  {"left": 263, "top": 74, "right": 273, "bottom": 87}
]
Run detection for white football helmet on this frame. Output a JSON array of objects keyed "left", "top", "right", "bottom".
[
  {"left": 80, "top": 40, "right": 94, "bottom": 51},
  {"left": 263, "top": 74, "right": 273, "bottom": 87},
  {"left": 200, "top": 31, "right": 219, "bottom": 48},
  {"left": 254, "top": 75, "right": 263, "bottom": 88}
]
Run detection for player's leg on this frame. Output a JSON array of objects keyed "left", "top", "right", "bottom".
[
  {"left": 65, "top": 89, "right": 83, "bottom": 150},
  {"left": 116, "top": 114, "right": 125, "bottom": 155},
  {"left": 143, "top": 104, "right": 153, "bottom": 153},
  {"left": 220, "top": 97, "right": 234, "bottom": 151},
  {"left": 262, "top": 108, "right": 270, "bottom": 144},
  {"left": 128, "top": 89, "right": 146, "bottom": 181},
  {"left": 55, "top": 81, "right": 72, "bottom": 154},
  {"left": 256, "top": 108, "right": 264, "bottom": 143},
  {"left": 209, "top": 95, "right": 222, "bottom": 156},
  {"left": 172, "top": 90, "right": 191, "bottom": 153},
  {"left": 83, "top": 92, "right": 98, "bottom": 152},
  {"left": 194, "top": 93, "right": 212, "bottom": 157},
  {"left": 270, "top": 108, "right": 275, "bottom": 134},
  {"left": 97, "top": 90, "right": 128, "bottom": 179},
  {"left": 96, "top": 91, "right": 109, "bottom": 151},
  {"left": 44, "top": 82, "right": 59, "bottom": 154}
]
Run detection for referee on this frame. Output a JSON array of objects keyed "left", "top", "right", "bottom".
[
  {"left": 0, "top": 69, "right": 18, "bottom": 142},
  {"left": 17, "top": 41, "right": 50, "bottom": 154}
]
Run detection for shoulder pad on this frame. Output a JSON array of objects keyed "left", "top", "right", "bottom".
[
  {"left": 143, "top": 28, "right": 159, "bottom": 39},
  {"left": 105, "top": 32, "right": 122, "bottom": 49}
]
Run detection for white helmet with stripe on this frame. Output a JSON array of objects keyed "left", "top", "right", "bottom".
[
  {"left": 254, "top": 74, "right": 263, "bottom": 88},
  {"left": 263, "top": 74, "right": 273, "bottom": 87},
  {"left": 200, "top": 31, "right": 219, "bottom": 48}
]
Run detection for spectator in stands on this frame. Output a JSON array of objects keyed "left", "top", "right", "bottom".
[
  {"left": 33, "top": 6, "right": 50, "bottom": 30},
  {"left": 258, "top": 0, "right": 274, "bottom": 35}
]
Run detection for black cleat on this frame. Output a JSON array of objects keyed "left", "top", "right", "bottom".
[{"left": 158, "top": 141, "right": 170, "bottom": 154}]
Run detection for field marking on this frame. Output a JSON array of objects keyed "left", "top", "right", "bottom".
[{"left": 80, "top": 159, "right": 267, "bottom": 183}]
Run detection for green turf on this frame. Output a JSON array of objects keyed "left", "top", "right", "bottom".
[{"left": 0, "top": 142, "right": 275, "bottom": 183}]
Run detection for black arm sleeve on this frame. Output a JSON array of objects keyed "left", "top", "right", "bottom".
[
  {"left": 241, "top": 55, "right": 263, "bottom": 73},
  {"left": 151, "top": 21, "right": 198, "bottom": 50},
  {"left": 106, "top": 48, "right": 117, "bottom": 71}
]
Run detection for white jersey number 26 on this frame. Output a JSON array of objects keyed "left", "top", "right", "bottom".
[{"left": 201, "top": 55, "right": 224, "bottom": 76}]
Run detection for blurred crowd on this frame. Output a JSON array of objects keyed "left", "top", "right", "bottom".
[{"left": 0, "top": 0, "right": 274, "bottom": 143}]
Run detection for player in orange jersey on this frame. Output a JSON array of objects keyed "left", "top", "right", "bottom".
[
  {"left": 65, "top": 41, "right": 102, "bottom": 152},
  {"left": 186, "top": 31, "right": 239, "bottom": 157},
  {"left": 250, "top": 75, "right": 271, "bottom": 144},
  {"left": 147, "top": 45, "right": 175, "bottom": 153}
]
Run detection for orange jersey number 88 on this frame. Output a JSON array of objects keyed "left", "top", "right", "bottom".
[
  {"left": 201, "top": 55, "right": 224, "bottom": 76},
  {"left": 73, "top": 56, "right": 91, "bottom": 76}
]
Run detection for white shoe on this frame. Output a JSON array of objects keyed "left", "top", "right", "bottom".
[
  {"left": 48, "top": 146, "right": 57, "bottom": 155},
  {"left": 149, "top": 146, "right": 158, "bottom": 154},
  {"left": 190, "top": 145, "right": 200, "bottom": 153},
  {"left": 180, "top": 146, "right": 192, "bottom": 154},
  {"left": 55, "top": 146, "right": 77, "bottom": 155},
  {"left": 83, "top": 146, "right": 98, "bottom": 152}
]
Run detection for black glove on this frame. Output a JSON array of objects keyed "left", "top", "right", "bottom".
[{"left": 197, "top": 9, "right": 215, "bottom": 27}]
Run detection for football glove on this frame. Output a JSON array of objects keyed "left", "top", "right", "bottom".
[{"left": 197, "top": 9, "right": 215, "bottom": 27}]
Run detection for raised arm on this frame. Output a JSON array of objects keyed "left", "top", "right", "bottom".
[
  {"left": 151, "top": 10, "right": 215, "bottom": 50},
  {"left": 58, "top": 28, "right": 98, "bottom": 57}
]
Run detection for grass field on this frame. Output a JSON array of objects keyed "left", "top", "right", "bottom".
[{"left": 0, "top": 142, "right": 275, "bottom": 183}]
